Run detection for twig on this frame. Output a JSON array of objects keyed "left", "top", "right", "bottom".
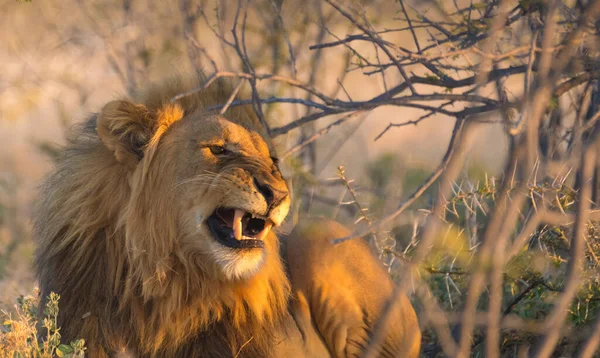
[
  {"left": 282, "top": 111, "right": 366, "bottom": 159},
  {"left": 267, "top": 0, "right": 296, "bottom": 79},
  {"left": 219, "top": 79, "right": 244, "bottom": 115},
  {"left": 361, "top": 120, "right": 475, "bottom": 358},
  {"left": 337, "top": 165, "right": 381, "bottom": 253},
  {"left": 532, "top": 139, "right": 599, "bottom": 357},
  {"left": 323, "top": 0, "right": 417, "bottom": 95},
  {"left": 333, "top": 117, "right": 467, "bottom": 245}
]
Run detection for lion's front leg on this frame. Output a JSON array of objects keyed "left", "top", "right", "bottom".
[{"left": 284, "top": 218, "right": 421, "bottom": 358}]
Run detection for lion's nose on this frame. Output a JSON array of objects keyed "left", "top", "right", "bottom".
[{"left": 253, "top": 177, "right": 287, "bottom": 208}]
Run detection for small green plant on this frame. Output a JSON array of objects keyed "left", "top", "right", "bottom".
[{"left": 0, "top": 290, "right": 85, "bottom": 358}]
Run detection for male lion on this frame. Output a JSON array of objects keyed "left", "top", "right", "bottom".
[{"left": 33, "top": 73, "right": 420, "bottom": 357}]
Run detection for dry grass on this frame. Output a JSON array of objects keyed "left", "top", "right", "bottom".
[{"left": 0, "top": 290, "right": 85, "bottom": 358}]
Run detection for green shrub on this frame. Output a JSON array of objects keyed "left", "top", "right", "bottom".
[{"left": 0, "top": 290, "right": 85, "bottom": 358}]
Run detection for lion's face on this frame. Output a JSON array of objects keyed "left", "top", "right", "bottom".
[
  {"left": 96, "top": 96, "right": 290, "bottom": 282},
  {"left": 162, "top": 113, "right": 290, "bottom": 280}
]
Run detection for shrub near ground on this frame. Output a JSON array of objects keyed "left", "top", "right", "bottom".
[{"left": 0, "top": 291, "right": 85, "bottom": 358}]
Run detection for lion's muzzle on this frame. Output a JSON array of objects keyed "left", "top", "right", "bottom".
[{"left": 253, "top": 177, "right": 288, "bottom": 210}]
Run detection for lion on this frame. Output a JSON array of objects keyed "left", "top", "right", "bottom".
[{"left": 33, "top": 72, "right": 420, "bottom": 357}]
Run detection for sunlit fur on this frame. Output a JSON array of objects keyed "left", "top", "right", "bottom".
[
  {"left": 209, "top": 242, "right": 267, "bottom": 281},
  {"left": 34, "top": 73, "right": 291, "bottom": 357}
]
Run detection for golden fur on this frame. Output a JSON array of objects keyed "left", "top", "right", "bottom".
[
  {"left": 34, "top": 73, "right": 291, "bottom": 357},
  {"left": 33, "top": 72, "right": 421, "bottom": 357},
  {"left": 286, "top": 218, "right": 421, "bottom": 358}
]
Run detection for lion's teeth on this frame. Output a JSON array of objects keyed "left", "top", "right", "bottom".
[
  {"left": 255, "top": 221, "right": 273, "bottom": 241},
  {"left": 233, "top": 209, "right": 244, "bottom": 241}
]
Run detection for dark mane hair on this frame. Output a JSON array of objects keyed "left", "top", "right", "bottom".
[{"left": 33, "top": 72, "right": 290, "bottom": 356}]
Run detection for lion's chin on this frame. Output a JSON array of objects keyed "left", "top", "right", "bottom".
[{"left": 211, "top": 244, "right": 267, "bottom": 281}]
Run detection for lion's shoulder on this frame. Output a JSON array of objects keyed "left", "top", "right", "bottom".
[{"left": 284, "top": 218, "right": 421, "bottom": 357}]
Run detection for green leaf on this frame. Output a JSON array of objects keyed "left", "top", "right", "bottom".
[{"left": 56, "top": 344, "right": 74, "bottom": 357}]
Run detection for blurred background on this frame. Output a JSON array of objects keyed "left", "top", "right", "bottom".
[{"left": 2, "top": 0, "right": 600, "bottom": 356}]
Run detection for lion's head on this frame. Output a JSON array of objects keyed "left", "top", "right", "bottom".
[
  {"left": 34, "top": 73, "right": 292, "bottom": 355},
  {"left": 97, "top": 80, "right": 290, "bottom": 283}
]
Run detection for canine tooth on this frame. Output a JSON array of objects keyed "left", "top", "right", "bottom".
[
  {"left": 233, "top": 209, "right": 244, "bottom": 241},
  {"left": 255, "top": 222, "right": 273, "bottom": 241}
]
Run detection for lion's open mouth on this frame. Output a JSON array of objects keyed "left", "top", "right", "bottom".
[{"left": 207, "top": 208, "right": 272, "bottom": 249}]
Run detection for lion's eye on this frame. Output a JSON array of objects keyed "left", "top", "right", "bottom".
[{"left": 209, "top": 146, "right": 231, "bottom": 156}]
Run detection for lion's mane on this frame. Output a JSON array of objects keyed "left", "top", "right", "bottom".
[{"left": 33, "top": 74, "right": 290, "bottom": 357}]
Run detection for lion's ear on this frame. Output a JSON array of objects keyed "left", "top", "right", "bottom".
[{"left": 97, "top": 100, "right": 156, "bottom": 169}]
